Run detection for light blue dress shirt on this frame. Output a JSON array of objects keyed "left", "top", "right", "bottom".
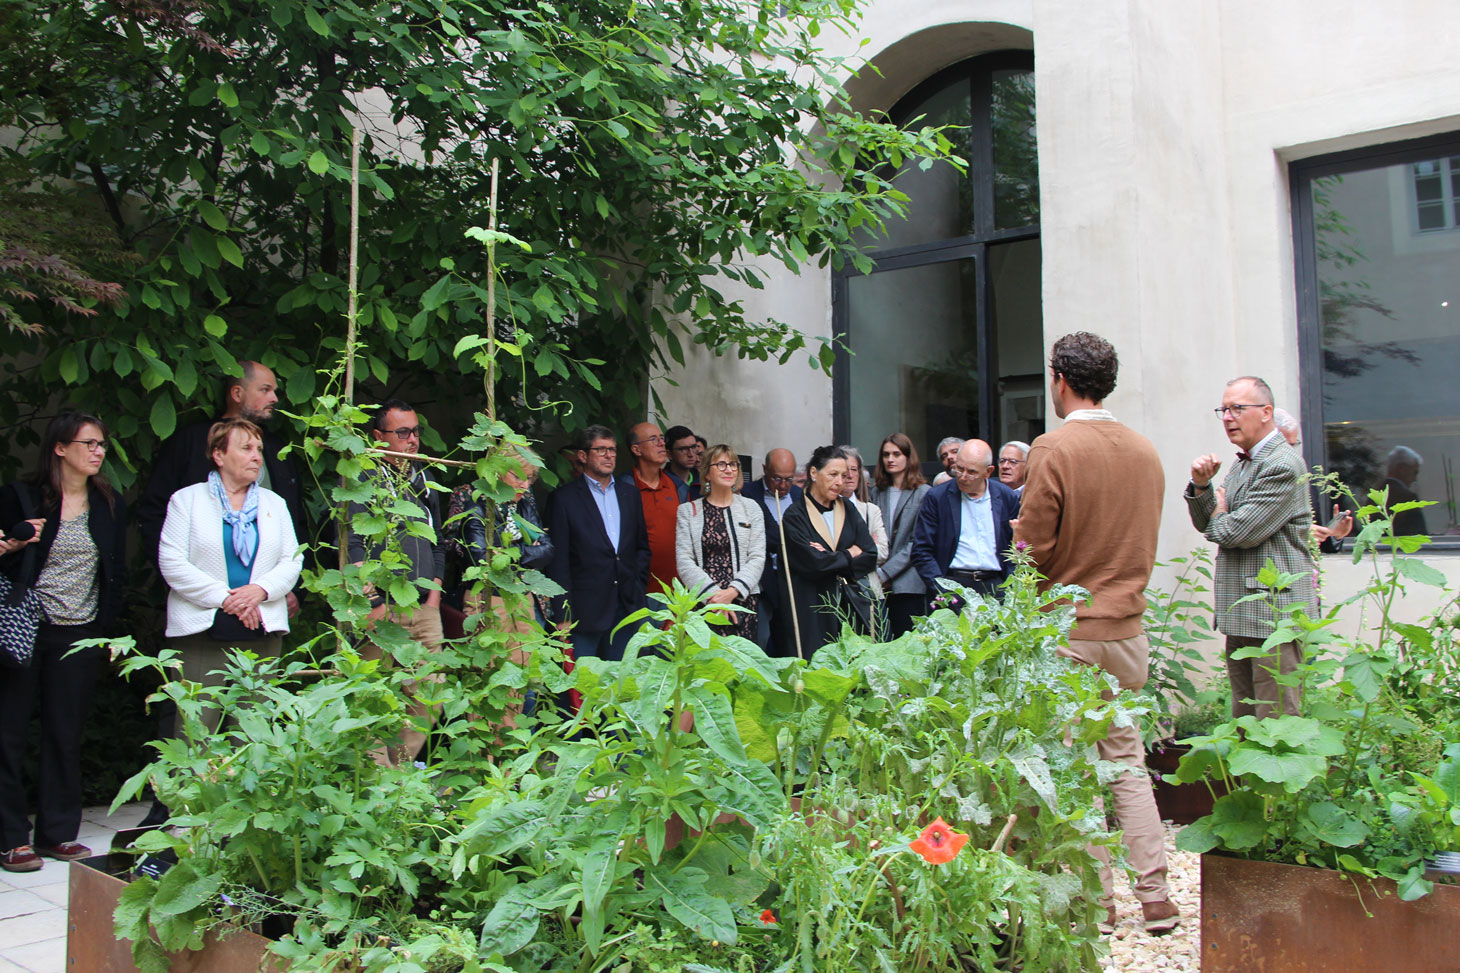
[
  {"left": 586, "top": 475, "right": 621, "bottom": 550},
  {"left": 950, "top": 489, "right": 999, "bottom": 571}
]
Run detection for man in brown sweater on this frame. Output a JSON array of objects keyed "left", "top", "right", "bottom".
[{"left": 1014, "top": 332, "right": 1178, "bottom": 936}]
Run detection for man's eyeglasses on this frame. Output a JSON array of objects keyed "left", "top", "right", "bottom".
[
  {"left": 709, "top": 460, "right": 739, "bottom": 472},
  {"left": 384, "top": 426, "right": 421, "bottom": 438},
  {"left": 951, "top": 465, "right": 987, "bottom": 478},
  {"left": 998, "top": 458, "right": 1025, "bottom": 467},
  {"left": 587, "top": 445, "right": 617, "bottom": 455},
  {"left": 1214, "top": 404, "right": 1264, "bottom": 417},
  {"left": 632, "top": 435, "right": 666, "bottom": 446},
  {"left": 69, "top": 439, "right": 108, "bottom": 453},
  {"left": 765, "top": 473, "right": 794, "bottom": 483}
]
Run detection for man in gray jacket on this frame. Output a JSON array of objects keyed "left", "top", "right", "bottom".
[
  {"left": 1187, "top": 376, "right": 1316, "bottom": 719},
  {"left": 347, "top": 398, "right": 446, "bottom": 764}
]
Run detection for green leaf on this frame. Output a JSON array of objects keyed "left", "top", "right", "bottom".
[
  {"left": 1227, "top": 746, "right": 1328, "bottom": 793},
  {"left": 197, "top": 200, "right": 227, "bottom": 230},
  {"left": 149, "top": 394, "right": 176, "bottom": 439},
  {"left": 460, "top": 799, "right": 546, "bottom": 858},
  {"left": 216, "top": 82, "right": 238, "bottom": 108},
  {"left": 304, "top": 6, "right": 329, "bottom": 35},
  {"left": 216, "top": 236, "right": 244, "bottom": 268},
  {"left": 1395, "top": 557, "right": 1447, "bottom": 588},
  {"left": 647, "top": 866, "right": 736, "bottom": 944},
  {"left": 1297, "top": 802, "right": 1369, "bottom": 848},
  {"left": 1174, "top": 816, "right": 1220, "bottom": 854},
  {"left": 478, "top": 885, "right": 539, "bottom": 958},
  {"left": 580, "top": 831, "right": 622, "bottom": 916},
  {"left": 308, "top": 150, "right": 329, "bottom": 175},
  {"left": 151, "top": 859, "right": 222, "bottom": 916},
  {"left": 715, "top": 759, "right": 783, "bottom": 829},
  {"left": 1207, "top": 790, "right": 1270, "bottom": 851},
  {"left": 686, "top": 685, "right": 746, "bottom": 766},
  {"left": 59, "top": 347, "right": 79, "bottom": 384},
  {"left": 636, "top": 657, "right": 677, "bottom": 734},
  {"left": 203, "top": 314, "right": 228, "bottom": 337}
]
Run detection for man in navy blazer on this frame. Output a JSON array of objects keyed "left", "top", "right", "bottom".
[
  {"left": 911, "top": 439, "right": 1020, "bottom": 602},
  {"left": 548, "top": 424, "right": 651, "bottom": 662},
  {"left": 740, "top": 448, "right": 802, "bottom": 656}
]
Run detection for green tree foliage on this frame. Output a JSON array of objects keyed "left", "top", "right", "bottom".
[{"left": 0, "top": 0, "right": 955, "bottom": 480}]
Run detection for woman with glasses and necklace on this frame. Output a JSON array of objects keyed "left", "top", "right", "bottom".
[
  {"left": 158, "top": 418, "right": 302, "bottom": 738},
  {"left": 675, "top": 446, "right": 765, "bottom": 640},
  {"left": 780, "top": 445, "right": 877, "bottom": 655},
  {"left": 870, "top": 433, "right": 931, "bottom": 637},
  {"left": 0, "top": 413, "right": 127, "bottom": 873}
]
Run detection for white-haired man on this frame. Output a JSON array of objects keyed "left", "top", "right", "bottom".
[{"left": 998, "top": 441, "right": 1030, "bottom": 494}]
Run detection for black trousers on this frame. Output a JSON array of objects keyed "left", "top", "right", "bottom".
[
  {"left": 886, "top": 592, "right": 927, "bottom": 637},
  {"left": 0, "top": 621, "right": 105, "bottom": 849}
]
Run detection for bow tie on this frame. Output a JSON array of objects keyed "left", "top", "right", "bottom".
[{"left": 1236, "top": 450, "right": 1253, "bottom": 462}]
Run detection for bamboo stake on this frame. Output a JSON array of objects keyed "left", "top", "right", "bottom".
[
  {"left": 485, "top": 158, "right": 500, "bottom": 423},
  {"left": 340, "top": 127, "right": 362, "bottom": 574}
]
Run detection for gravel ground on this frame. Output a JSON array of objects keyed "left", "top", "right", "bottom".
[{"left": 1100, "top": 821, "right": 1201, "bottom": 972}]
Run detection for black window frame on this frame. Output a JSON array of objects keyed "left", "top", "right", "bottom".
[
  {"left": 1291, "top": 129, "right": 1460, "bottom": 549},
  {"left": 832, "top": 50, "right": 1038, "bottom": 451}
]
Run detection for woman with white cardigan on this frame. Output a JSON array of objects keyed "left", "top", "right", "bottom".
[
  {"left": 158, "top": 418, "right": 302, "bottom": 734},
  {"left": 674, "top": 445, "right": 765, "bottom": 640}
]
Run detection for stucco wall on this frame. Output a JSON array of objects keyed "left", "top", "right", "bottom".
[{"left": 656, "top": 0, "right": 1460, "bottom": 622}]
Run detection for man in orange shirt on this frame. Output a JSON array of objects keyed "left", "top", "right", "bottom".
[{"left": 624, "top": 422, "right": 688, "bottom": 598}]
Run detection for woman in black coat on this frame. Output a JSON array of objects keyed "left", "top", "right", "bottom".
[
  {"left": 780, "top": 445, "right": 877, "bottom": 657},
  {"left": 0, "top": 412, "right": 127, "bottom": 873}
]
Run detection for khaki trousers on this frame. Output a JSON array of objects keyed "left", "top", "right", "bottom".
[
  {"left": 170, "top": 633, "right": 284, "bottom": 736},
  {"left": 1060, "top": 634, "right": 1171, "bottom": 907},
  {"left": 1224, "top": 634, "right": 1302, "bottom": 719},
  {"left": 360, "top": 604, "right": 444, "bottom": 766}
]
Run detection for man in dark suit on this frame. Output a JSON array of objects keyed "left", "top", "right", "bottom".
[
  {"left": 911, "top": 439, "right": 1019, "bottom": 602},
  {"left": 548, "top": 424, "right": 651, "bottom": 662},
  {"left": 740, "top": 448, "right": 801, "bottom": 655}
]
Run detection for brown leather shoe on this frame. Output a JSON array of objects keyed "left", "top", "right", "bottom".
[
  {"left": 1, "top": 845, "right": 42, "bottom": 872},
  {"left": 35, "top": 841, "right": 91, "bottom": 862},
  {"left": 1141, "top": 898, "right": 1180, "bottom": 935}
]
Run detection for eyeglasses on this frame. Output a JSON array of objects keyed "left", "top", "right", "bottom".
[
  {"left": 587, "top": 445, "right": 617, "bottom": 455},
  {"left": 765, "top": 473, "right": 794, "bottom": 483},
  {"left": 69, "top": 439, "right": 108, "bottom": 453},
  {"left": 1214, "top": 404, "right": 1264, "bottom": 417},
  {"left": 632, "top": 434, "right": 666, "bottom": 446},
  {"left": 709, "top": 461, "right": 739, "bottom": 472},
  {"left": 998, "top": 458, "right": 1025, "bottom": 467},
  {"left": 951, "top": 466, "right": 988, "bottom": 478},
  {"left": 385, "top": 426, "right": 421, "bottom": 438}
]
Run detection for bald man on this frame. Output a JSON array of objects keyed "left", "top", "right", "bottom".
[
  {"left": 910, "top": 439, "right": 1020, "bottom": 602},
  {"left": 741, "top": 448, "right": 803, "bottom": 655}
]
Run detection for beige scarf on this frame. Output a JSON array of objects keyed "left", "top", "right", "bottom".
[{"left": 804, "top": 494, "right": 845, "bottom": 551}]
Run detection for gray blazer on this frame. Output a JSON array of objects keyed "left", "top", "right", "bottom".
[
  {"left": 675, "top": 495, "right": 767, "bottom": 599},
  {"left": 1186, "top": 436, "right": 1316, "bottom": 639},
  {"left": 871, "top": 482, "right": 931, "bottom": 595}
]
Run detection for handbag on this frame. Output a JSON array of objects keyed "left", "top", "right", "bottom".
[{"left": 0, "top": 483, "right": 44, "bottom": 669}]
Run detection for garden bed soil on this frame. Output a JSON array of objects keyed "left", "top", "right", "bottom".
[
  {"left": 1201, "top": 853, "right": 1460, "bottom": 972},
  {"left": 68, "top": 852, "right": 281, "bottom": 973}
]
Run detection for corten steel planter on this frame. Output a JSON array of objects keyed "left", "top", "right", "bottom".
[
  {"left": 68, "top": 853, "right": 282, "bottom": 973},
  {"left": 1201, "top": 853, "right": 1460, "bottom": 972},
  {"left": 1146, "top": 743, "right": 1227, "bottom": 825}
]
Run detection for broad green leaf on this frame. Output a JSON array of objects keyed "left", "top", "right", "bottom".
[
  {"left": 304, "top": 6, "right": 329, "bottom": 35},
  {"left": 647, "top": 866, "right": 736, "bottom": 944},
  {"left": 149, "top": 394, "right": 176, "bottom": 439},
  {"left": 580, "top": 831, "right": 622, "bottom": 915},
  {"left": 150, "top": 859, "right": 222, "bottom": 916},
  {"left": 1228, "top": 746, "right": 1327, "bottom": 793},
  {"left": 197, "top": 199, "right": 227, "bottom": 230},
  {"left": 636, "top": 657, "right": 677, "bottom": 735},
  {"left": 686, "top": 685, "right": 746, "bottom": 765},
  {"left": 1207, "top": 790, "right": 1270, "bottom": 851},
  {"left": 460, "top": 799, "right": 546, "bottom": 858},
  {"left": 216, "top": 82, "right": 238, "bottom": 108},
  {"left": 1297, "top": 802, "right": 1368, "bottom": 848},
  {"left": 478, "top": 885, "right": 538, "bottom": 957},
  {"left": 1395, "top": 557, "right": 1447, "bottom": 588},
  {"left": 203, "top": 314, "right": 227, "bottom": 337},
  {"left": 308, "top": 150, "right": 329, "bottom": 174},
  {"left": 714, "top": 759, "right": 783, "bottom": 829},
  {"left": 216, "top": 236, "right": 243, "bottom": 268}
]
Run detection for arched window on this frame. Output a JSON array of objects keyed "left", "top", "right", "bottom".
[{"left": 833, "top": 51, "right": 1040, "bottom": 475}]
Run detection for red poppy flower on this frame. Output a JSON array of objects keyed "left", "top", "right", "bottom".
[
  {"left": 909, "top": 817, "right": 969, "bottom": 864},
  {"left": 760, "top": 909, "right": 777, "bottom": 924}
]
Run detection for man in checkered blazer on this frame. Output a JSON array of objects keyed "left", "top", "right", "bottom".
[{"left": 1186, "top": 376, "right": 1316, "bottom": 719}]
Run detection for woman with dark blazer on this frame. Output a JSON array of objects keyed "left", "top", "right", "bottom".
[
  {"left": 0, "top": 413, "right": 127, "bottom": 873},
  {"left": 781, "top": 445, "right": 877, "bottom": 656},
  {"left": 870, "top": 433, "right": 932, "bottom": 637}
]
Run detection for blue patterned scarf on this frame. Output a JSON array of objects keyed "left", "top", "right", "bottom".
[{"left": 208, "top": 470, "right": 259, "bottom": 565}]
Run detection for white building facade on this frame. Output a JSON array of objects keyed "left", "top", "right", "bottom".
[{"left": 658, "top": 0, "right": 1460, "bottom": 611}]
